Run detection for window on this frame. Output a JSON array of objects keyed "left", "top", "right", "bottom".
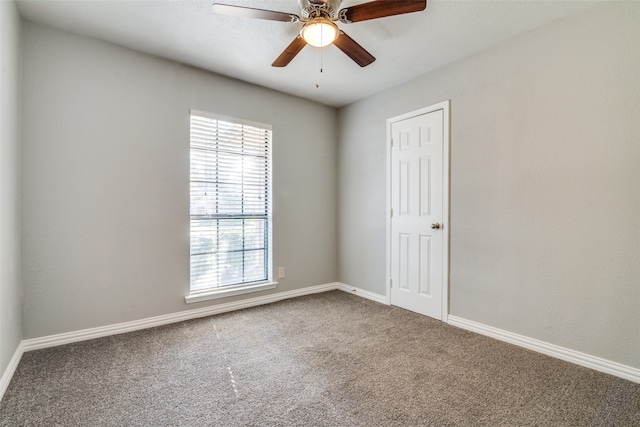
[{"left": 188, "top": 111, "right": 274, "bottom": 302}]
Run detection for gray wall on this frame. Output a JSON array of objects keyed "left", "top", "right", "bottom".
[
  {"left": 21, "top": 22, "right": 338, "bottom": 339},
  {"left": 0, "top": 0, "right": 23, "bottom": 376},
  {"left": 338, "top": 2, "right": 640, "bottom": 369}
]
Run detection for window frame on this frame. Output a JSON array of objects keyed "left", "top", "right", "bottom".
[{"left": 186, "top": 110, "right": 276, "bottom": 304}]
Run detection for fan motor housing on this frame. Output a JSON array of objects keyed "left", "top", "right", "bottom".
[{"left": 299, "top": 0, "right": 342, "bottom": 20}]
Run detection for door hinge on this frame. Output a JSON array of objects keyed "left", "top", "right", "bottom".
[
  {"left": 390, "top": 208, "right": 394, "bottom": 218},
  {"left": 390, "top": 138, "right": 394, "bottom": 147},
  {"left": 390, "top": 278, "right": 393, "bottom": 287}
]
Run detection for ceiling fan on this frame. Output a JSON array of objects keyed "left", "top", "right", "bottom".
[{"left": 212, "top": 0, "right": 427, "bottom": 67}]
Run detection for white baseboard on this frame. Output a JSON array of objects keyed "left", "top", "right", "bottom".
[
  {"left": 447, "top": 315, "right": 640, "bottom": 384},
  {"left": 2, "top": 282, "right": 347, "bottom": 402},
  {"left": 7, "top": 287, "right": 637, "bottom": 397},
  {"left": 0, "top": 342, "right": 24, "bottom": 401},
  {"left": 21, "top": 282, "right": 387, "bottom": 353},
  {"left": 335, "top": 283, "right": 389, "bottom": 305},
  {"left": 23, "top": 282, "right": 340, "bottom": 352}
]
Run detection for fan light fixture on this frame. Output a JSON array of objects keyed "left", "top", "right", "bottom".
[
  {"left": 212, "top": 0, "right": 428, "bottom": 67},
  {"left": 301, "top": 18, "right": 339, "bottom": 47}
]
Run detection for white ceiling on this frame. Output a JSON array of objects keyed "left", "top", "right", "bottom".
[{"left": 16, "top": 0, "right": 603, "bottom": 107}]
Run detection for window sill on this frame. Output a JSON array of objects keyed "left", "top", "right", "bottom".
[{"left": 185, "top": 281, "right": 278, "bottom": 304}]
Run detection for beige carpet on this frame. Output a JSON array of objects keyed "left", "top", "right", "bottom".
[{"left": 1, "top": 290, "right": 639, "bottom": 426}]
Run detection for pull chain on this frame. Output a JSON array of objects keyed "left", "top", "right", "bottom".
[{"left": 315, "top": 47, "right": 324, "bottom": 89}]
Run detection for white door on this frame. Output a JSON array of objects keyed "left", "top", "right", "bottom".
[{"left": 388, "top": 103, "right": 448, "bottom": 320}]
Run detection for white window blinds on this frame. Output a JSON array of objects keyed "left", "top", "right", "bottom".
[{"left": 190, "top": 111, "right": 272, "bottom": 293}]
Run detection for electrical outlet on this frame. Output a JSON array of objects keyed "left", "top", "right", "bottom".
[{"left": 277, "top": 267, "right": 285, "bottom": 279}]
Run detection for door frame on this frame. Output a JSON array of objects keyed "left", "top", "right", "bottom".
[{"left": 385, "top": 100, "right": 451, "bottom": 321}]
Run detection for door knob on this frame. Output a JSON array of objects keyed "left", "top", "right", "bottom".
[{"left": 431, "top": 223, "right": 441, "bottom": 230}]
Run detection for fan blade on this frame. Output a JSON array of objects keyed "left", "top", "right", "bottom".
[
  {"left": 332, "top": 31, "right": 376, "bottom": 67},
  {"left": 272, "top": 36, "right": 308, "bottom": 67},
  {"left": 212, "top": 3, "right": 299, "bottom": 22},
  {"left": 339, "top": 0, "right": 426, "bottom": 23}
]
